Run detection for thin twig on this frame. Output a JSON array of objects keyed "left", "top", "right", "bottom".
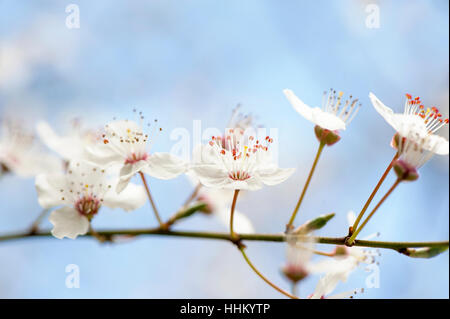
[{"left": 0, "top": 229, "right": 447, "bottom": 254}]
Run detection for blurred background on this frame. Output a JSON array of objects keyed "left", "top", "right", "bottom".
[{"left": 0, "top": 0, "right": 448, "bottom": 298}]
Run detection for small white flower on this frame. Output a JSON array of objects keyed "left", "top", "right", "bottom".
[
  {"left": 191, "top": 131, "right": 295, "bottom": 191},
  {"left": 313, "top": 211, "right": 379, "bottom": 282},
  {"left": 369, "top": 92, "right": 449, "bottom": 154},
  {"left": 0, "top": 118, "right": 63, "bottom": 177},
  {"left": 393, "top": 130, "right": 449, "bottom": 181},
  {"left": 309, "top": 272, "right": 362, "bottom": 299},
  {"left": 284, "top": 89, "right": 361, "bottom": 131},
  {"left": 84, "top": 116, "right": 187, "bottom": 193},
  {"left": 36, "top": 119, "right": 101, "bottom": 160},
  {"left": 281, "top": 234, "right": 336, "bottom": 283},
  {"left": 35, "top": 161, "right": 147, "bottom": 239}
]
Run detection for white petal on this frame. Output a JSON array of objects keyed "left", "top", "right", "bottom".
[
  {"left": 283, "top": 89, "right": 315, "bottom": 123},
  {"left": 216, "top": 208, "right": 255, "bottom": 234},
  {"left": 84, "top": 144, "right": 123, "bottom": 167},
  {"left": 49, "top": 206, "right": 90, "bottom": 239},
  {"left": 284, "top": 89, "right": 345, "bottom": 130},
  {"left": 103, "top": 182, "right": 147, "bottom": 211},
  {"left": 35, "top": 173, "right": 68, "bottom": 209},
  {"left": 369, "top": 92, "right": 395, "bottom": 126},
  {"left": 390, "top": 114, "right": 427, "bottom": 137},
  {"left": 222, "top": 177, "right": 263, "bottom": 191},
  {"left": 311, "top": 273, "right": 343, "bottom": 299},
  {"left": 190, "top": 165, "right": 228, "bottom": 188},
  {"left": 36, "top": 121, "right": 84, "bottom": 159},
  {"left": 257, "top": 167, "right": 295, "bottom": 186},
  {"left": 116, "top": 161, "right": 149, "bottom": 193},
  {"left": 311, "top": 108, "right": 346, "bottom": 131},
  {"left": 424, "top": 134, "right": 449, "bottom": 155},
  {"left": 143, "top": 152, "right": 187, "bottom": 180}
]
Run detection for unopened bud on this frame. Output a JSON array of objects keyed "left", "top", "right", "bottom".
[
  {"left": 314, "top": 125, "right": 341, "bottom": 146},
  {"left": 281, "top": 264, "right": 309, "bottom": 283},
  {"left": 293, "top": 213, "right": 335, "bottom": 235},
  {"left": 393, "top": 159, "right": 419, "bottom": 181},
  {"left": 400, "top": 246, "right": 449, "bottom": 259},
  {"left": 333, "top": 245, "right": 349, "bottom": 256}
]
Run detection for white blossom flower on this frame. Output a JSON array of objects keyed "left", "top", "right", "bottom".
[
  {"left": 0, "top": 118, "right": 63, "bottom": 177},
  {"left": 313, "top": 211, "right": 379, "bottom": 283},
  {"left": 309, "top": 272, "right": 363, "bottom": 299},
  {"left": 84, "top": 116, "right": 187, "bottom": 193},
  {"left": 36, "top": 119, "right": 101, "bottom": 160},
  {"left": 281, "top": 234, "right": 335, "bottom": 283},
  {"left": 35, "top": 161, "right": 147, "bottom": 239},
  {"left": 191, "top": 131, "right": 294, "bottom": 190},
  {"left": 369, "top": 92, "right": 449, "bottom": 154},
  {"left": 284, "top": 89, "right": 361, "bottom": 131},
  {"left": 393, "top": 130, "right": 449, "bottom": 181}
]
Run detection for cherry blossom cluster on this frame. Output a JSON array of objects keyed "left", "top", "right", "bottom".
[{"left": 0, "top": 89, "right": 448, "bottom": 299}]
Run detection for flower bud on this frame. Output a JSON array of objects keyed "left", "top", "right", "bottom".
[
  {"left": 293, "top": 213, "right": 335, "bottom": 235},
  {"left": 314, "top": 125, "right": 341, "bottom": 146},
  {"left": 391, "top": 132, "right": 401, "bottom": 150},
  {"left": 393, "top": 159, "right": 419, "bottom": 181},
  {"left": 281, "top": 264, "right": 309, "bottom": 283},
  {"left": 400, "top": 246, "right": 448, "bottom": 259},
  {"left": 333, "top": 245, "right": 349, "bottom": 256}
]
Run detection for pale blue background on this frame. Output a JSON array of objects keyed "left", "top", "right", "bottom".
[{"left": 0, "top": 0, "right": 448, "bottom": 298}]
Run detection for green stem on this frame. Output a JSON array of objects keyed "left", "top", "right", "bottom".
[
  {"left": 1, "top": 229, "right": 446, "bottom": 253},
  {"left": 351, "top": 152, "right": 399, "bottom": 233},
  {"left": 230, "top": 190, "right": 240, "bottom": 240},
  {"left": 348, "top": 178, "right": 402, "bottom": 244},
  {"left": 287, "top": 142, "right": 325, "bottom": 230},
  {"left": 239, "top": 247, "right": 298, "bottom": 299}
]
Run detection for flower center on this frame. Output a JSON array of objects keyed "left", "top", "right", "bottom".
[
  {"left": 404, "top": 94, "right": 449, "bottom": 133},
  {"left": 124, "top": 152, "right": 148, "bottom": 165},
  {"left": 75, "top": 196, "right": 101, "bottom": 217},
  {"left": 322, "top": 89, "right": 361, "bottom": 125},
  {"left": 209, "top": 132, "right": 273, "bottom": 182}
]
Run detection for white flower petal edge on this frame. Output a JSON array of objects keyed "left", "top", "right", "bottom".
[
  {"left": 257, "top": 167, "right": 296, "bottom": 186},
  {"left": 143, "top": 152, "right": 188, "bottom": 180},
  {"left": 216, "top": 208, "right": 255, "bottom": 234},
  {"left": 36, "top": 121, "right": 85, "bottom": 160},
  {"left": 116, "top": 160, "right": 150, "bottom": 193},
  {"left": 103, "top": 181, "right": 147, "bottom": 211},
  {"left": 49, "top": 206, "right": 90, "bottom": 239},
  {"left": 284, "top": 89, "right": 347, "bottom": 131},
  {"left": 310, "top": 272, "right": 344, "bottom": 299},
  {"left": 35, "top": 174, "right": 68, "bottom": 209}
]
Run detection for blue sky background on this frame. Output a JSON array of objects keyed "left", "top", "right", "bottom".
[{"left": 0, "top": 0, "right": 448, "bottom": 298}]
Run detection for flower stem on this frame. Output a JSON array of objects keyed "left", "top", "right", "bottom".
[
  {"left": 230, "top": 190, "right": 240, "bottom": 240},
  {"left": 1, "top": 229, "right": 447, "bottom": 253},
  {"left": 239, "top": 246, "right": 298, "bottom": 299},
  {"left": 182, "top": 183, "right": 202, "bottom": 207},
  {"left": 351, "top": 152, "right": 399, "bottom": 233},
  {"left": 292, "top": 282, "right": 298, "bottom": 297},
  {"left": 139, "top": 172, "right": 165, "bottom": 229},
  {"left": 28, "top": 208, "right": 50, "bottom": 235},
  {"left": 286, "top": 142, "right": 325, "bottom": 230},
  {"left": 348, "top": 178, "right": 402, "bottom": 245}
]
